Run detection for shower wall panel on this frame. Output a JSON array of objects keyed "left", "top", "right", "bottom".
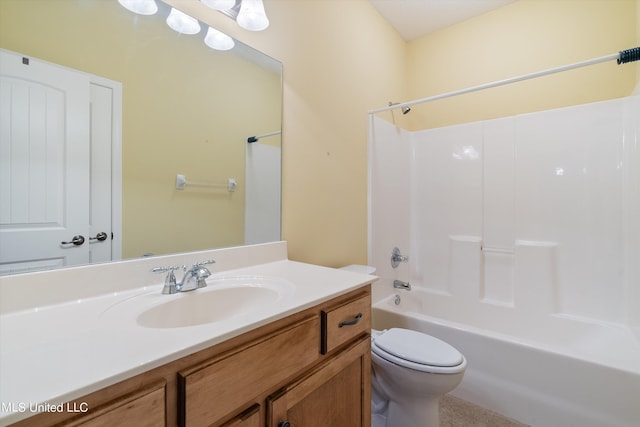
[
  {"left": 514, "top": 100, "right": 625, "bottom": 321},
  {"left": 368, "top": 117, "right": 411, "bottom": 302},
  {"left": 481, "top": 119, "right": 516, "bottom": 305},
  {"left": 371, "top": 95, "right": 639, "bottom": 328},
  {"left": 622, "top": 96, "right": 640, "bottom": 336},
  {"left": 411, "top": 123, "right": 483, "bottom": 295}
]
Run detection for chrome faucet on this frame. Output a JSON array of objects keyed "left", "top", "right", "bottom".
[
  {"left": 152, "top": 260, "right": 215, "bottom": 294},
  {"left": 391, "top": 247, "right": 409, "bottom": 268},
  {"left": 393, "top": 279, "right": 411, "bottom": 291}
]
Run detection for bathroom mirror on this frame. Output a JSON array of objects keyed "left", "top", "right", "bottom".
[{"left": 0, "top": 0, "right": 282, "bottom": 274}]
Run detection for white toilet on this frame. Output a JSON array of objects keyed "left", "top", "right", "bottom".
[
  {"left": 337, "top": 265, "right": 466, "bottom": 426},
  {"left": 371, "top": 328, "right": 467, "bottom": 427}
]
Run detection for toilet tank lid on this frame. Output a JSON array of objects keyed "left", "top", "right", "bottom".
[{"left": 374, "top": 328, "right": 463, "bottom": 367}]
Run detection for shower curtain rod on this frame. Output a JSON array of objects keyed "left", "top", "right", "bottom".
[
  {"left": 368, "top": 46, "right": 640, "bottom": 115},
  {"left": 247, "top": 130, "right": 281, "bottom": 143}
]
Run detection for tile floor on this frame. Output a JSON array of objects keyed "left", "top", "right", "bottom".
[
  {"left": 440, "top": 395, "right": 529, "bottom": 427},
  {"left": 372, "top": 394, "right": 529, "bottom": 427}
]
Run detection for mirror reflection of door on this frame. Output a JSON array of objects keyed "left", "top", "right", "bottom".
[{"left": 0, "top": 50, "right": 121, "bottom": 274}]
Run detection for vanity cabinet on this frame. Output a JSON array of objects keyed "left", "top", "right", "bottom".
[
  {"left": 178, "top": 287, "right": 371, "bottom": 427},
  {"left": 267, "top": 336, "right": 370, "bottom": 427},
  {"left": 9, "top": 286, "right": 371, "bottom": 427}
]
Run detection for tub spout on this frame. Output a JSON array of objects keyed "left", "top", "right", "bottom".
[{"left": 393, "top": 280, "right": 411, "bottom": 291}]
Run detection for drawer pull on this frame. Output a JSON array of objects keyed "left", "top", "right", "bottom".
[
  {"left": 278, "top": 421, "right": 291, "bottom": 427},
  {"left": 338, "top": 313, "right": 363, "bottom": 328}
]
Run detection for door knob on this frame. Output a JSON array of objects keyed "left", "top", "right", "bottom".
[
  {"left": 61, "top": 235, "right": 85, "bottom": 246},
  {"left": 89, "top": 232, "right": 108, "bottom": 242},
  {"left": 278, "top": 421, "right": 290, "bottom": 427}
]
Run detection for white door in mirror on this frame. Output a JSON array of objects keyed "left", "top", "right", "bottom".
[{"left": 0, "top": 50, "right": 114, "bottom": 274}]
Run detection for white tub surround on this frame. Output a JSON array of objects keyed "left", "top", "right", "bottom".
[
  {"left": 0, "top": 242, "right": 377, "bottom": 426},
  {"left": 369, "top": 95, "right": 640, "bottom": 426},
  {"left": 370, "top": 95, "right": 640, "bottom": 334},
  {"left": 374, "top": 293, "right": 640, "bottom": 427}
]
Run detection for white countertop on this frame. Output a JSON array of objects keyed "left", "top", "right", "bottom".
[{"left": 0, "top": 253, "right": 375, "bottom": 425}]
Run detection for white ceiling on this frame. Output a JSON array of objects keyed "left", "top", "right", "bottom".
[{"left": 369, "top": 0, "right": 516, "bottom": 41}]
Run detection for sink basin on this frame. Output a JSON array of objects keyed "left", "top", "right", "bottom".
[{"left": 104, "top": 276, "right": 295, "bottom": 329}]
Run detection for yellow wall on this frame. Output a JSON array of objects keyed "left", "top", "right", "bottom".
[
  {"left": 0, "top": 0, "right": 281, "bottom": 258},
  {"left": 173, "top": 0, "right": 638, "bottom": 267},
  {"left": 405, "top": 0, "right": 639, "bottom": 130},
  {"left": 167, "top": 0, "right": 408, "bottom": 266},
  {"left": 3, "top": 0, "right": 637, "bottom": 268}
]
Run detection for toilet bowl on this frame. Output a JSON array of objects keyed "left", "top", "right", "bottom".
[{"left": 371, "top": 328, "right": 467, "bottom": 427}]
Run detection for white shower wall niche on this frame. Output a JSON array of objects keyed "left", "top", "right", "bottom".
[{"left": 369, "top": 95, "right": 640, "bottom": 336}]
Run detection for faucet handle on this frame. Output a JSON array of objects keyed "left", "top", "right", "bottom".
[
  {"left": 151, "top": 265, "right": 181, "bottom": 274},
  {"left": 189, "top": 261, "right": 215, "bottom": 289},
  {"left": 192, "top": 260, "right": 214, "bottom": 289},
  {"left": 391, "top": 247, "right": 409, "bottom": 268},
  {"left": 194, "top": 267, "right": 211, "bottom": 289},
  {"left": 151, "top": 265, "right": 181, "bottom": 294},
  {"left": 193, "top": 259, "right": 215, "bottom": 267}
]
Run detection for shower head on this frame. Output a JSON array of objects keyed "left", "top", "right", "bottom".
[{"left": 388, "top": 101, "right": 411, "bottom": 115}]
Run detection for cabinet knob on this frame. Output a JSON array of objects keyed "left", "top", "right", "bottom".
[{"left": 278, "top": 421, "right": 290, "bottom": 427}]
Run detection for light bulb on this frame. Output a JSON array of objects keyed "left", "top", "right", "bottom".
[
  {"left": 204, "top": 27, "right": 235, "bottom": 51},
  {"left": 118, "top": 0, "right": 158, "bottom": 15},
  {"left": 166, "top": 8, "right": 201, "bottom": 35},
  {"left": 237, "top": 0, "right": 269, "bottom": 31},
  {"left": 201, "top": 0, "right": 235, "bottom": 11}
]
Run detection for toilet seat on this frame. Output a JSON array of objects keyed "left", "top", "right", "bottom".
[{"left": 372, "top": 328, "right": 466, "bottom": 374}]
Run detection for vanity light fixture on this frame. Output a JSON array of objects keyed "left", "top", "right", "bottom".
[
  {"left": 201, "top": 0, "right": 270, "bottom": 32},
  {"left": 201, "top": 0, "right": 236, "bottom": 10},
  {"left": 118, "top": 0, "right": 158, "bottom": 15},
  {"left": 166, "top": 7, "right": 201, "bottom": 34},
  {"left": 205, "top": 27, "right": 235, "bottom": 50},
  {"left": 237, "top": 0, "right": 269, "bottom": 31},
  {"left": 118, "top": 0, "right": 236, "bottom": 51}
]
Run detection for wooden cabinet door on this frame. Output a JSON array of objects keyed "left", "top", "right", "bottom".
[
  {"left": 220, "top": 404, "right": 261, "bottom": 427},
  {"left": 60, "top": 381, "right": 165, "bottom": 427},
  {"left": 267, "top": 336, "right": 370, "bottom": 427},
  {"left": 179, "top": 316, "right": 320, "bottom": 427}
]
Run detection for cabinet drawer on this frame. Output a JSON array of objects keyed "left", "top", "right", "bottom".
[
  {"left": 179, "top": 315, "right": 320, "bottom": 427},
  {"left": 321, "top": 292, "right": 371, "bottom": 354}
]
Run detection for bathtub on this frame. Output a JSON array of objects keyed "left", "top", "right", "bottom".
[{"left": 372, "top": 289, "right": 640, "bottom": 427}]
